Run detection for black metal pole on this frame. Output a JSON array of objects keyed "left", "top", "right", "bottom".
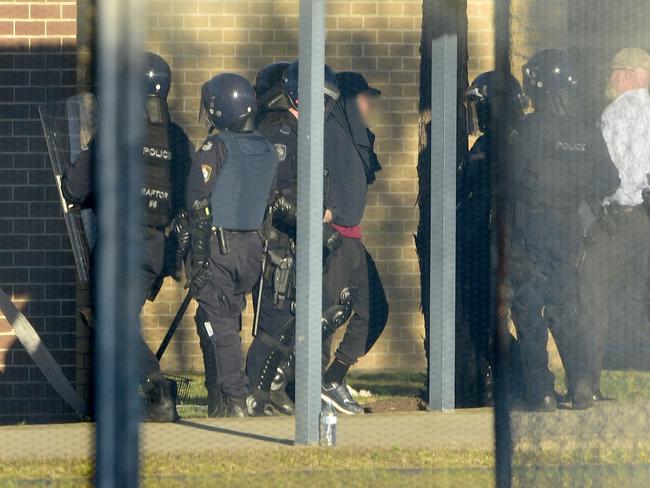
[
  {"left": 493, "top": 0, "right": 513, "bottom": 486},
  {"left": 94, "top": 0, "right": 144, "bottom": 485}
]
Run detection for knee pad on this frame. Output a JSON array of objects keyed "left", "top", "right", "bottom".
[
  {"left": 322, "top": 286, "right": 358, "bottom": 338},
  {"left": 250, "top": 317, "right": 295, "bottom": 401}
]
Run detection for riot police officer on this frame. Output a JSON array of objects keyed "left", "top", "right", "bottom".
[
  {"left": 186, "top": 73, "right": 277, "bottom": 417},
  {"left": 509, "top": 49, "right": 619, "bottom": 411},
  {"left": 245, "top": 62, "right": 344, "bottom": 416},
  {"left": 320, "top": 72, "right": 389, "bottom": 414},
  {"left": 61, "top": 52, "right": 192, "bottom": 421},
  {"left": 458, "top": 72, "right": 527, "bottom": 407}
]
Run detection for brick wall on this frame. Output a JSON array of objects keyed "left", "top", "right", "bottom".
[
  {"left": 140, "top": 0, "right": 501, "bottom": 374},
  {"left": 140, "top": 0, "right": 425, "bottom": 373},
  {"left": 0, "top": 1, "right": 77, "bottom": 423},
  {"left": 0, "top": 0, "right": 506, "bottom": 422}
]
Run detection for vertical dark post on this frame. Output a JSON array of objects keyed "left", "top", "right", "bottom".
[
  {"left": 493, "top": 0, "right": 513, "bottom": 486},
  {"left": 94, "top": 0, "right": 143, "bottom": 485},
  {"left": 295, "top": 0, "right": 325, "bottom": 445},
  {"left": 428, "top": 35, "right": 457, "bottom": 411}
]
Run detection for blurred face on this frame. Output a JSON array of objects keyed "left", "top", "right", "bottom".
[
  {"left": 356, "top": 93, "right": 376, "bottom": 124},
  {"left": 606, "top": 67, "right": 650, "bottom": 100}
]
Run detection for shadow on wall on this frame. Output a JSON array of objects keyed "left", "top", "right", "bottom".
[{"left": 0, "top": 42, "right": 78, "bottom": 424}]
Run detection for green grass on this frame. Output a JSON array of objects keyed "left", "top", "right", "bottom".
[{"left": 4, "top": 445, "right": 650, "bottom": 487}]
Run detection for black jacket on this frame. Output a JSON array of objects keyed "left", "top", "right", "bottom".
[{"left": 324, "top": 97, "right": 381, "bottom": 227}]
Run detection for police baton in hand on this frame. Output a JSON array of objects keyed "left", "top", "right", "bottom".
[{"left": 155, "top": 262, "right": 208, "bottom": 361}]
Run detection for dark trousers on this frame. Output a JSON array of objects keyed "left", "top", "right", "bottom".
[
  {"left": 511, "top": 241, "right": 586, "bottom": 402},
  {"left": 322, "top": 238, "right": 389, "bottom": 367},
  {"left": 579, "top": 207, "right": 650, "bottom": 391},
  {"left": 138, "top": 227, "right": 167, "bottom": 380},
  {"left": 246, "top": 276, "right": 294, "bottom": 386},
  {"left": 194, "top": 231, "right": 263, "bottom": 399}
]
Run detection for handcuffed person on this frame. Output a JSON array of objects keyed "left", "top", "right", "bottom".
[{"left": 320, "top": 72, "right": 389, "bottom": 415}]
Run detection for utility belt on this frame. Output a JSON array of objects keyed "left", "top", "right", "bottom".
[{"left": 212, "top": 226, "right": 259, "bottom": 256}]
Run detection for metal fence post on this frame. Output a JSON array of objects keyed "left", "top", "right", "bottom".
[
  {"left": 428, "top": 35, "right": 457, "bottom": 411},
  {"left": 95, "top": 0, "right": 144, "bottom": 485},
  {"left": 295, "top": 0, "right": 325, "bottom": 445}
]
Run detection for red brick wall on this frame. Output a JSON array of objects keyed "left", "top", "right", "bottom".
[{"left": 0, "top": 1, "right": 77, "bottom": 424}]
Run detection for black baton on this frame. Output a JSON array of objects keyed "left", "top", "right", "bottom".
[{"left": 156, "top": 291, "right": 193, "bottom": 361}]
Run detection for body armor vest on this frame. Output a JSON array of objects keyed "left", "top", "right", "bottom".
[
  {"left": 141, "top": 123, "right": 173, "bottom": 228},
  {"left": 210, "top": 130, "right": 278, "bottom": 231}
]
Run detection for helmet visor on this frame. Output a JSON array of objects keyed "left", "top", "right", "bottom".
[{"left": 466, "top": 90, "right": 483, "bottom": 136}]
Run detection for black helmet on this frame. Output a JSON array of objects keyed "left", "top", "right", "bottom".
[
  {"left": 280, "top": 61, "right": 340, "bottom": 114},
  {"left": 522, "top": 49, "right": 578, "bottom": 106},
  {"left": 200, "top": 73, "right": 256, "bottom": 132},
  {"left": 144, "top": 52, "right": 171, "bottom": 99},
  {"left": 255, "top": 61, "right": 291, "bottom": 112},
  {"left": 143, "top": 52, "right": 172, "bottom": 124},
  {"left": 466, "top": 71, "right": 527, "bottom": 135},
  {"left": 255, "top": 61, "right": 291, "bottom": 99}
]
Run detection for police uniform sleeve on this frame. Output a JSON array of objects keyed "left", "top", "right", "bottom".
[
  {"left": 168, "top": 123, "right": 194, "bottom": 217},
  {"left": 185, "top": 139, "right": 226, "bottom": 267},
  {"left": 271, "top": 124, "right": 298, "bottom": 200},
  {"left": 61, "top": 141, "right": 94, "bottom": 208}
]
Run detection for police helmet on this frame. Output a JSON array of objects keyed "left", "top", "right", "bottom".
[
  {"left": 522, "top": 49, "right": 578, "bottom": 106},
  {"left": 466, "top": 71, "right": 527, "bottom": 135},
  {"left": 254, "top": 61, "right": 291, "bottom": 112},
  {"left": 143, "top": 52, "right": 172, "bottom": 124},
  {"left": 200, "top": 73, "right": 256, "bottom": 132},
  {"left": 144, "top": 52, "right": 171, "bottom": 99},
  {"left": 280, "top": 61, "right": 340, "bottom": 114},
  {"left": 255, "top": 61, "right": 291, "bottom": 99}
]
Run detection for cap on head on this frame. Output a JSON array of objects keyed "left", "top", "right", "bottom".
[
  {"left": 335, "top": 72, "right": 381, "bottom": 99},
  {"left": 610, "top": 48, "right": 650, "bottom": 71},
  {"left": 200, "top": 73, "right": 256, "bottom": 132}
]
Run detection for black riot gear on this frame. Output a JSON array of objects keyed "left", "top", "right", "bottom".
[
  {"left": 200, "top": 73, "right": 256, "bottom": 132},
  {"left": 523, "top": 49, "right": 578, "bottom": 115},
  {"left": 280, "top": 61, "right": 340, "bottom": 115},
  {"left": 255, "top": 61, "right": 291, "bottom": 111},
  {"left": 466, "top": 71, "right": 527, "bottom": 135},
  {"left": 144, "top": 52, "right": 172, "bottom": 125}
]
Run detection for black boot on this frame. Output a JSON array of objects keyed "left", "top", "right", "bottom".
[
  {"left": 572, "top": 381, "right": 594, "bottom": 410},
  {"left": 207, "top": 387, "right": 226, "bottom": 417},
  {"left": 143, "top": 377, "right": 180, "bottom": 422},
  {"left": 223, "top": 396, "right": 249, "bottom": 418}
]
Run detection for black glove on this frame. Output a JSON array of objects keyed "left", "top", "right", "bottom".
[
  {"left": 323, "top": 223, "right": 342, "bottom": 257},
  {"left": 271, "top": 193, "right": 297, "bottom": 228},
  {"left": 172, "top": 210, "right": 191, "bottom": 274},
  {"left": 186, "top": 199, "right": 213, "bottom": 293},
  {"left": 185, "top": 260, "right": 209, "bottom": 295}
]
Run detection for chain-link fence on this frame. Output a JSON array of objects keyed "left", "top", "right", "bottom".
[
  {"left": 3, "top": 1, "right": 650, "bottom": 486},
  {"left": 493, "top": 1, "right": 650, "bottom": 485}
]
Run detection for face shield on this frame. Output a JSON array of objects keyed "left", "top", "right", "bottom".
[
  {"left": 198, "top": 95, "right": 216, "bottom": 131},
  {"left": 324, "top": 84, "right": 340, "bottom": 117},
  {"left": 145, "top": 95, "right": 170, "bottom": 125},
  {"left": 466, "top": 86, "right": 487, "bottom": 136}
]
